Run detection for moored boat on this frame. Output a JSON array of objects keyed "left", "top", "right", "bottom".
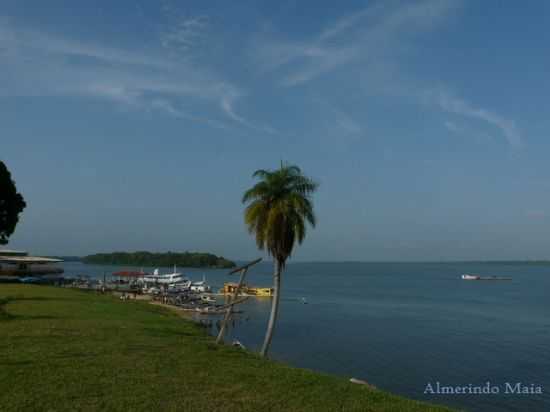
[
  {"left": 190, "top": 275, "right": 211, "bottom": 292},
  {"left": 232, "top": 340, "right": 246, "bottom": 350},
  {"left": 461, "top": 274, "right": 512, "bottom": 281},
  {"left": 200, "top": 294, "right": 216, "bottom": 304},
  {"left": 143, "top": 266, "right": 188, "bottom": 286}
]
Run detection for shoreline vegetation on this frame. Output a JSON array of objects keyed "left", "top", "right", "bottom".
[
  {"left": 50, "top": 255, "right": 550, "bottom": 266},
  {"left": 0, "top": 285, "right": 453, "bottom": 412},
  {"left": 81, "top": 251, "right": 236, "bottom": 269}
]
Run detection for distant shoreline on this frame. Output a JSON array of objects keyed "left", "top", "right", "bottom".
[
  {"left": 80, "top": 251, "right": 236, "bottom": 269},
  {"left": 56, "top": 258, "right": 550, "bottom": 266}
]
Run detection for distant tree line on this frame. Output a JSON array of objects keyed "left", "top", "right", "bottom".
[{"left": 82, "top": 251, "right": 236, "bottom": 269}]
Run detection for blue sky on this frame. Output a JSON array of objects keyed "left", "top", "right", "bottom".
[{"left": 3, "top": 0, "right": 550, "bottom": 261}]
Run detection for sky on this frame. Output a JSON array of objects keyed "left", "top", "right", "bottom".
[{"left": 2, "top": 0, "right": 550, "bottom": 261}]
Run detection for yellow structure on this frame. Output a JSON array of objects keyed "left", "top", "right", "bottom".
[
  {"left": 220, "top": 282, "right": 273, "bottom": 297},
  {"left": 250, "top": 287, "right": 274, "bottom": 297}
]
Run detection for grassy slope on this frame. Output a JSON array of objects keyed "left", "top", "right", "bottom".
[{"left": 0, "top": 285, "right": 453, "bottom": 412}]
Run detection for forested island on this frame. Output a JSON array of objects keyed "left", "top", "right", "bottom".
[{"left": 82, "top": 251, "right": 236, "bottom": 269}]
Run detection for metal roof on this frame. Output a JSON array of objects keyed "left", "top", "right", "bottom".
[
  {"left": 112, "top": 271, "right": 148, "bottom": 277},
  {"left": 0, "top": 256, "right": 63, "bottom": 264},
  {"left": 0, "top": 249, "right": 28, "bottom": 256}
]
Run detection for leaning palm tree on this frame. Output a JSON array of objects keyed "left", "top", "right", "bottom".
[{"left": 242, "top": 162, "right": 318, "bottom": 357}]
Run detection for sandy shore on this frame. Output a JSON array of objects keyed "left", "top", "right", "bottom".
[{"left": 148, "top": 300, "right": 197, "bottom": 320}]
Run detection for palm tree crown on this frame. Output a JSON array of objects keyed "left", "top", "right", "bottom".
[{"left": 242, "top": 163, "right": 318, "bottom": 267}]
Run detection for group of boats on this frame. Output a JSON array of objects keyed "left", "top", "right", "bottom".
[
  {"left": 140, "top": 266, "right": 212, "bottom": 293},
  {"left": 114, "top": 266, "right": 213, "bottom": 294},
  {"left": 115, "top": 266, "right": 275, "bottom": 298},
  {"left": 104, "top": 266, "right": 222, "bottom": 312}
]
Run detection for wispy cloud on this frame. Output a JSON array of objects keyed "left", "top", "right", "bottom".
[
  {"left": 0, "top": 3, "right": 523, "bottom": 148},
  {"left": 317, "top": 7, "right": 376, "bottom": 41},
  {"left": 160, "top": 15, "right": 209, "bottom": 55},
  {"left": 220, "top": 94, "right": 247, "bottom": 124},
  {"left": 0, "top": 16, "right": 246, "bottom": 128},
  {"left": 432, "top": 91, "right": 521, "bottom": 147},
  {"left": 220, "top": 94, "right": 278, "bottom": 135},
  {"left": 150, "top": 98, "right": 228, "bottom": 129},
  {"left": 444, "top": 119, "right": 494, "bottom": 144},
  {"left": 444, "top": 120, "right": 461, "bottom": 134},
  {"left": 249, "top": 0, "right": 523, "bottom": 147},
  {"left": 0, "top": 20, "right": 172, "bottom": 69},
  {"left": 313, "top": 98, "right": 362, "bottom": 138},
  {"left": 251, "top": 0, "right": 459, "bottom": 86}
]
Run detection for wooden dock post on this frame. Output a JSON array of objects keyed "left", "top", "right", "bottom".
[{"left": 215, "top": 258, "right": 261, "bottom": 344}]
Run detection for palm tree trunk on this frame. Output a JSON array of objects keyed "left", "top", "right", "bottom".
[{"left": 260, "top": 259, "right": 282, "bottom": 358}]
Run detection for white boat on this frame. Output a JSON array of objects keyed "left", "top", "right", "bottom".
[
  {"left": 143, "top": 266, "right": 188, "bottom": 286},
  {"left": 190, "top": 275, "right": 212, "bottom": 292},
  {"left": 461, "top": 274, "right": 512, "bottom": 281},
  {"left": 200, "top": 294, "right": 216, "bottom": 304},
  {"left": 143, "top": 286, "right": 161, "bottom": 295},
  {"left": 232, "top": 340, "right": 246, "bottom": 350},
  {"left": 168, "top": 281, "right": 191, "bottom": 292}
]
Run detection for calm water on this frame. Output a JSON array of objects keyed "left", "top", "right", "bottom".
[{"left": 64, "top": 261, "right": 550, "bottom": 412}]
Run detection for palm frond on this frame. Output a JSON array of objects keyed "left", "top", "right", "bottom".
[
  {"left": 252, "top": 169, "right": 272, "bottom": 179},
  {"left": 242, "top": 181, "right": 270, "bottom": 203},
  {"left": 242, "top": 163, "right": 318, "bottom": 263}
]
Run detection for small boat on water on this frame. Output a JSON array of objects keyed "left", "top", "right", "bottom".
[
  {"left": 168, "top": 281, "right": 192, "bottom": 292},
  {"left": 143, "top": 266, "right": 188, "bottom": 286},
  {"left": 144, "top": 286, "right": 161, "bottom": 295},
  {"left": 232, "top": 340, "right": 246, "bottom": 350},
  {"left": 19, "top": 276, "right": 41, "bottom": 283},
  {"left": 200, "top": 294, "right": 216, "bottom": 304},
  {"left": 190, "top": 275, "right": 211, "bottom": 293},
  {"left": 461, "top": 274, "right": 512, "bottom": 281}
]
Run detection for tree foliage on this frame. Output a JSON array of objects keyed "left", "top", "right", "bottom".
[
  {"left": 242, "top": 163, "right": 318, "bottom": 267},
  {"left": 0, "top": 161, "right": 26, "bottom": 245},
  {"left": 82, "top": 251, "right": 235, "bottom": 268},
  {"left": 242, "top": 162, "right": 318, "bottom": 357}
]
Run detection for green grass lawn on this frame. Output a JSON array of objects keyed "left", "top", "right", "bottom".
[{"left": 0, "top": 285, "right": 454, "bottom": 412}]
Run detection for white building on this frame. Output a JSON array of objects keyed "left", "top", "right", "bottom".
[{"left": 0, "top": 250, "right": 64, "bottom": 277}]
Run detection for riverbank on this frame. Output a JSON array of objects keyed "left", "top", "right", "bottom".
[{"left": 0, "top": 285, "right": 453, "bottom": 411}]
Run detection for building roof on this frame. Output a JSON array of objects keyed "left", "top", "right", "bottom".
[
  {"left": 0, "top": 256, "right": 63, "bottom": 264},
  {"left": 113, "top": 271, "right": 148, "bottom": 277},
  {"left": 0, "top": 249, "right": 28, "bottom": 256}
]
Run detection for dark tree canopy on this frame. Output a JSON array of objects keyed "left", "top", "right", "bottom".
[
  {"left": 83, "top": 251, "right": 235, "bottom": 269},
  {"left": 0, "top": 161, "right": 26, "bottom": 245}
]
